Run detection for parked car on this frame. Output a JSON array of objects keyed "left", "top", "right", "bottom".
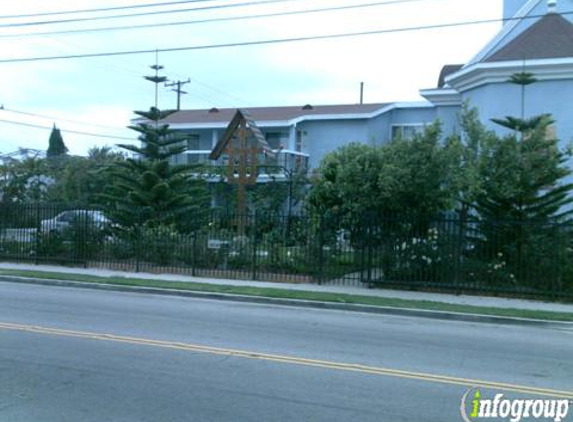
[{"left": 40, "top": 210, "right": 111, "bottom": 234}]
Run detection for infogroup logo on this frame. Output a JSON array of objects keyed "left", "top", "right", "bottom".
[{"left": 460, "top": 388, "right": 571, "bottom": 422}]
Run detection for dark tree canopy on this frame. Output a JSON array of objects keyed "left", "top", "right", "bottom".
[
  {"left": 46, "top": 125, "right": 68, "bottom": 158},
  {"left": 307, "top": 122, "right": 461, "bottom": 223}
]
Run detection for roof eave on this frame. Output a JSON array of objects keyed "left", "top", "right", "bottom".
[
  {"left": 446, "top": 57, "right": 573, "bottom": 92},
  {"left": 419, "top": 88, "right": 462, "bottom": 106},
  {"left": 136, "top": 102, "right": 435, "bottom": 129}
]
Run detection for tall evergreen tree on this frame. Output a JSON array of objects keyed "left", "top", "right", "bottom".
[
  {"left": 491, "top": 70, "right": 538, "bottom": 134},
  {"left": 46, "top": 125, "right": 68, "bottom": 158},
  {"left": 483, "top": 72, "right": 573, "bottom": 221},
  {"left": 460, "top": 73, "right": 573, "bottom": 289},
  {"left": 476, "top": 115, "right": 573, "bottom": 222},
  {"left": 101, "top": 63, "right": 209, "bottom": 231}
]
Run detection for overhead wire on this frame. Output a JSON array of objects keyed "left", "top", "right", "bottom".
[
  {"left": 0, "top": 0, "right": 443, "bottom": 39},
  {"left": 0, "top": 10, "right": 567, "bottom": 64},
  {"left": 0, "top": 0, "right": 230, "bottom": 19},
  {"left": 0, "top": 0, "right": 307, "bottom": 28},
  {"left": 0, "top": 118, "right": 134, "bottom": 141},
  {"left": 1, "top": 107, "right": 128, "bottom": 131}
]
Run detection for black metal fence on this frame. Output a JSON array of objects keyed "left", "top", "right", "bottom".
[{"left": 0, "top": 203, "right": 571, "bottom": 300}]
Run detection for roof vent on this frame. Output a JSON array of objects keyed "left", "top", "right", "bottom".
[
  {"left": 548, "top": 0, "right": 557, "bottom": 13},
  {"left": 302, "top": 104, "right": 313, "bottom": 110},
  {"left": 208, "top": 107, "right": 219, "bottom": 113}
]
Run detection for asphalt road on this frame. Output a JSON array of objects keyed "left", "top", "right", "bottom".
[{"left": 0, "top": 281, "right": 571, "bottom": 422}]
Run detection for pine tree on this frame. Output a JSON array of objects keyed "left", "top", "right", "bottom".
[
  {"left": 484, "top": 71, "right": 573, "bottom": 221},
  {"left": 476, "top": 115, "right": 573, "bottom": 222},
  {"left": 490, "top": 70, "right": 538, "bottom": 134},
  {"left": 467, "top": 72, "right": 573, "bottom": 289},
  {"left": 102, "top": 63, "right": 209, "bottom": 231},
  {"left": 46, "top": 125, "right": 68, "bottom": 158}
]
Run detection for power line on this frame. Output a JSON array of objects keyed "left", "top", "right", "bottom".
[
  {"left": 0, "top": 0, "right": 226, "bottom": 19},
  {"left": 37, "top": 31, "right": 252, "bottom": 107},
  {"left": 1, "top": 11, "right": 566, "bottom": 64},
  {"left": 9, "top": 34, "right": 251, "bottom": 108},
  {"left": 0, "top": 0, "right": 441, "bottom": 39},
  {"left": 1, "top": 107, "right": 127, "bottom": 131},
  {"left": 0, "top": 0, "right": 306, "bottom": 29},
  {"left": 0, "top": 118, "right": 134, "bottom": 140},
  {"left": 189, "top": 78, "right": 254, "bottom": 106}
]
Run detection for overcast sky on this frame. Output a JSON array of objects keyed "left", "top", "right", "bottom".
[{"left": 0, "top": 0, "right": 502, "bottom": 156}]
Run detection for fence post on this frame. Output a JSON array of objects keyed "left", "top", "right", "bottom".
[
  {"left": 367, "top": 216, "right": 374, "bottom": 288},
  {"left": 34, "top": 202, "right": 40, "bottom": 266},
  {"left": 82, "top": 210, "right": 89, "bottom": 269},
  {"left": 251, "top": 213, "right": 258, "bottom": 281},
  {"left": 191, "top": 231, "right": 197, "bottom": 277},
  {"left": 359, "top": 216, "right": 366, "bottom": 285},
  {"left": 552, "top": 223, "right": 560, "bottom": 300},
  {"left": 453, "top": 210, "right": 465, "bottom": 295},
  {"left": 316, "top": 216, "right": 325, "bottom": 285},
  {"left": 134, "top": 210, "right": 141, "bottom": 273}
]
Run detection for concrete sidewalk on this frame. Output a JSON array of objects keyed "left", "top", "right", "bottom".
[{"left": 1, "top": 262, "right": 571, "bottom": 314}]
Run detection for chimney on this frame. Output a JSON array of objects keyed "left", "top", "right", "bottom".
[
  {"left": 548, "top": 0, "right": 557, "bottom": 13},
  {"left": 360, "top": 82, "right": 364, "bottom": 105}
]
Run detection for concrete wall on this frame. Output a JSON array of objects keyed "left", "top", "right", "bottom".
[
  {"left": 462, "top": 79, "right": 573, "bottom": 146},
  {"left": 387, "top": 107, "right": 437, "bottom": 136},
  {"left": 367, "top": 112, "right": 392, "bottom": 145},
  {"left": 436, "top": 105, "right": 461, "bottom": 138},
  {"left": 297, "top": 119, "right": 370, "bottom": 169}
]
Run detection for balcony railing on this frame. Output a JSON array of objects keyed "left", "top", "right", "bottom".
[{"left": 178, "top": 149, "right": 309, "bottom": 180}]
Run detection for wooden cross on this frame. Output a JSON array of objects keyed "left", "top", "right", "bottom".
[{"left": 226, "top": 120, "right": 259, "bottom": 236}]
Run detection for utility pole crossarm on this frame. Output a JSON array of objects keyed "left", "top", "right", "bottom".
[{"left": 165, "top": 78, "right": 190, "bottom": 111}]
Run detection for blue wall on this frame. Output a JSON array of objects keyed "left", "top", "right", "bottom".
[
  {"left": 300, "top": 107, "right": 440, "bottom": 168},
  {"left": 298, "top": 119, "right": 370, "bottom": 169},
  {"left": 436, "top": 105, "right": 461, "bottom": 137},
  {"left": 463, "top": 79, "right": 573, "bottom": 146}
]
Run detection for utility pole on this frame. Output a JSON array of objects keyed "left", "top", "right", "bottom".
[{"left": 165, "top": 79, "right": 190, "bottom": 111}]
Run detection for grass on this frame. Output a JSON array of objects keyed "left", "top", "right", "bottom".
[{"left": 0, "top": 268, "right": 572, "bottom": 322}]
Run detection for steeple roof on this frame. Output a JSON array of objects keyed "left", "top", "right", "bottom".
[{"left": 484, "top": 13, "right": 573, "bottom": 62}]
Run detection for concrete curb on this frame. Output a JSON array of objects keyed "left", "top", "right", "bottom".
[{"left": 1, "top": 275, "right": 572, "bottom": 328}]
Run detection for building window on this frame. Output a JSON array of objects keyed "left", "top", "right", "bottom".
[
  {"left": 169, "top": 134, "right": 200, "bottom": 165},
  {"left": 265, "top": 132, "right": 288, "bottom": 150},
  {"left": 171, "top": 154, "right": 186, "bottom": 165},
  {"left": 295, "top": 130, "right": 304, "bottom": 152},
  {"left": 391, "top": 124, "right": 424, "bottom": 140},
  {"left": 187, "top": 134, "right": 200, "bottom": 150}
]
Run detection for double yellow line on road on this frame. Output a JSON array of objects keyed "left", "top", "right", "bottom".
[{"left": 1, "top": 321, "right": 571, "bottom": 399}]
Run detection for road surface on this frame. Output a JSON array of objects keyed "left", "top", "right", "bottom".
[{"left": 0, "top": 281, "right": 571, "bottom": 421}]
